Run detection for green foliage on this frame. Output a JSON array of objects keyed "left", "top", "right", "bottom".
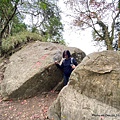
[
  {"left": 39, "top": 1, "right": 64, "bottom": 42},
  {"left": 0, "top": 0, "right": 65, "bottom": 57},
  {"left": 118, "top": 0, "right": 120, "bottom": 9},
  {"left": 11, "top": 16, "right": 27, "bottom": 34},
  {"left": 0, "top": 0, "right": 21, "bottom": 40},
  {"left": 12, "top": 22, "right": 27, "bottom": 34},
  {"left": 0, "top": 0, "right": 14, "bottom": 19},
  {"left": 22, "top": 0, "right": 64, "bottom": 43},
  {"left": 44, "top": 15, "right": 63, "bottom": 41},
  {"left": 2, "top": 31, "right": 43, "bottom": 54},
  {"left": 31, "top": 27, "right": 39, "bottom": 33},
  {"left": 39, "top": 1, "right": 47, "bottom": 10}
]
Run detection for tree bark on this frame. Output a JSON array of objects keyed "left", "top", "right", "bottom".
[
  {"left": 0, "top": 37, "right": 2, "bottom": 57},
  {"left": 118, "top": 32, "right": 120, "bottom": 51},
  {"left": 0, "top": 2, "right": 18, "bottom": 56},
  {"left": 107, "top": 44, "right": 113, "bottom": 50},
  {"left": 105, "top": 37, "right": 113, "bottom": 50}
]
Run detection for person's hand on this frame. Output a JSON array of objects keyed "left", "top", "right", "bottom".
[
  {"left": 72, "top": 65, "right": 76, "bottom": 69},
  {"left": 55, "top": 61, "right": 58, "bottom": 64}
]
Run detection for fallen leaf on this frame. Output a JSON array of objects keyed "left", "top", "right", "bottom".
[
  {"left": 34, "top": 114, "right": 40, "bottom": 118},
  {"left": 0, "top": 99, "right": 2, "bottom": 102}
]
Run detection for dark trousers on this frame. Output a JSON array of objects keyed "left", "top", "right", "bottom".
[{"left": 63, "top": 75, "right": 70, "bottom": 86}]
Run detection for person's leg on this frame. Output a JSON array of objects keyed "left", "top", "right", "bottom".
[{"left": 63, "top": 75, "right": 69, "bottom": 86}]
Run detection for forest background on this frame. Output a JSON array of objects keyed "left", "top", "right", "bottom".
[{"left": 0, "top": 0, "right": 120, "bottom": 57}]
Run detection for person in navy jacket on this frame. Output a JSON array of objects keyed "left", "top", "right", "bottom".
[{"left": 55, "top": 50, "right": 78, "bottom": 86}]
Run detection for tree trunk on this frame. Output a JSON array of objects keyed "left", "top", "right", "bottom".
[
  {"left": 118, "top": 32, "right": 120, "bottom": 51},
  {"left": 107, "top": 45, "right": 113, "bottom": 50},
  {"left": 105, "top": 36, "right": 113, "bottom": 50},
  {"left": 106, "top": 42, "right": 113, "bottom": 50},
  {"left": 0, "top": 2, "right": 18, "bottom": 56},
  {"left": 0, "top": 37, "right": 2, "bottom": 57}
]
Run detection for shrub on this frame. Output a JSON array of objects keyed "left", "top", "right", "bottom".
[{"left": 2, "top": 31, "right": 44, "bottom": 55}]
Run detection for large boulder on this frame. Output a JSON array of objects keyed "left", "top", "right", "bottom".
[
  {"left": 48, "top": 50, "right": 120, "bottom": 120},
  {"left": 0, "top": 41, "right": 86, "bottom": 100}
]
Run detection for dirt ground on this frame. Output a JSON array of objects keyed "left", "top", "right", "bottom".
[
  {"left": 0, "top": 91, "right": 58, "bottom": 120},
  {"left": 0, "top": 58, "right": 59, "bottom": 120}
]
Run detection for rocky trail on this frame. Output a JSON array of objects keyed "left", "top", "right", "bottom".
[
  {"left": 0, "top": 58, "right": 58, "bottom": 120},
  {"left": 0, "top": 91, "right": 58, "bottom": 120}
]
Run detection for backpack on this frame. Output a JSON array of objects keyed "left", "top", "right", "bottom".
[
  {"left": 71, "top": 57, "right": 73, "bottom": 64},
  {"left": 62, "top": 57, "right": 74, "bottom": 65},
  {"left": 70, "top": 57, "right": 74, "bottom": 66}
]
